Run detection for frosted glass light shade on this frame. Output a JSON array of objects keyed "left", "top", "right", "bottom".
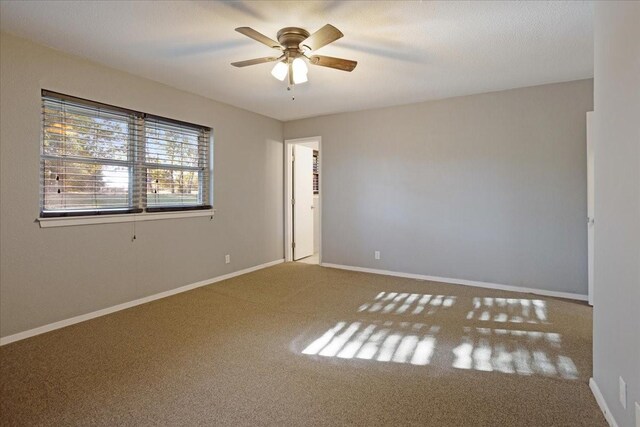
[
  {"left": 292, "top": 58, "right": 308, "bottom": 84},
  {"left": 293, "top": 71, "right": 308, "bottom": 84},
  {"left": 292, "top": 57, "right": 308, "bottom": 76},
  {"left": 271, "top": 62, "right": 288, "bottom": 81}
]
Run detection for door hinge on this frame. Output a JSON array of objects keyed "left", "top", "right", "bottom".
[
  {"left": 292, "top": 242, "right": 296, "bottom": 249},
  {"left": 291, "top": 198, "right": 295, "bottom": 205}
]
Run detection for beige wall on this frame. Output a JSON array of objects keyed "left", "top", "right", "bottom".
[
  {"left": 592, "top": 3, "right": 640, "bottom": 426},
  {"left": 285, "top": 79, "right": 593, "bottom": 296},
  {"left": 0, "top": 31, "right": 598, "bottom": 341},
  {"left": 0, "top": 33, "right": 284, "bottom": 338}
]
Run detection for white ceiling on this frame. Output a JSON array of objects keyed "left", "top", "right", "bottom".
[{"left": 0, "top": 1, "right": 594, "bottom": 121}]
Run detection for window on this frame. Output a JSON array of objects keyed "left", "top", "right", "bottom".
[
  {"left": 40, "top": 91, "right": 211, "bottom": 217},
  {"left": 143, "top": 117, "right": 211, "bottom": 212}
]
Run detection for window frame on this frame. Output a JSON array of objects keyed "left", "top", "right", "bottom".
[
  {"left": 142, "top": 115, "right": 211, "bottom": 213},
  {"left": 39, "top": 90, "right": 213, "bottom": 223}
]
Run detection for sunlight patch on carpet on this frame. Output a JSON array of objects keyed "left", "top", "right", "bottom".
[
  {"left": 357, "top": 292, "right": 457, "bottom": 316},
  {"left": 302, "top": 320, "right": 438, "bottom": 366}
]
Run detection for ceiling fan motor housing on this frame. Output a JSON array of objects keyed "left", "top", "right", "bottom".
[{"left": 277, "top": 27, "right": 311, "bottom": 59}]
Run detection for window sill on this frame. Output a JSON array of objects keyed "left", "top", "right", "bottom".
[{"left": 37, "top": 209, "right": 215, "bottom": 228}]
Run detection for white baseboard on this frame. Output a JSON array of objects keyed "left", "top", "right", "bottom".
[
  {"left": 320, "top": 263, "right": 588, "bottom": 301},
  {"left": 0, "top": 258, "right": 284, "bottom": 346},
  {"left": 590, "top": 378, "right": 620, "bottom": 427}
]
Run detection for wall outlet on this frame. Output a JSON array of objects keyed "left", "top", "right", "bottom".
[
  {"left": 619, "top": 376, "right": 627, "bottom": 409},
  {"left": 225, "top": 254, "right": 231, "bottom": 264},
  {"left": 374, "top": 251, "right": 381, "bottom": 260}
]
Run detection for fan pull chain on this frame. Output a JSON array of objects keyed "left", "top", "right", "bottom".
[
  {"left": 288, "top": 84, "right": 296, "bottom": 101},
  {"left": 131, "top": 213, "right": 137, "bottom": 242}
]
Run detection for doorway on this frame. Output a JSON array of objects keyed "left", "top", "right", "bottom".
[{"left": 284, "top": 137, "right": 321, "bottom": 264}]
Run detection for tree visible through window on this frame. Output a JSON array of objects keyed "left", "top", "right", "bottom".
[
  {"left": 40, "top": 91, "right": 211, "bottom": 217},
  {"left": 144, "top": 118, "right": 205, "bottom": 209}
]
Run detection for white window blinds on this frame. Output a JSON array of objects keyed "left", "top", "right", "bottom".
[
  {"left": 143, "top": 117, "right": 211, "bottom": 211},
  {"left": 40, "top": 91, "right": 212, "bottom": 217}
]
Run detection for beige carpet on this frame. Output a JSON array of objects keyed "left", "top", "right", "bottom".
[{"left": 0, "top": 263, "right": 605, "bottom": 426}]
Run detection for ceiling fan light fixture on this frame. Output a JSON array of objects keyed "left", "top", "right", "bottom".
[
  {"left": 292, "top": 57, "right": 308, "bottom": 76},
  {"left": 293, "top": 70, "right": 308, "bottom": 84},
  {"left": 292, "top": 57, "right": 308, "bottom": 84},
  {"left": 271, "top": 61, "right": 288, "bottom": 81}
]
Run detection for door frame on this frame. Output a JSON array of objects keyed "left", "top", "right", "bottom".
[
  {"left": 284, "top": 136, "right": 322, "bottom": 263},
  {"left": 586, "top": 111, "right": 594, "bottom": 306}
]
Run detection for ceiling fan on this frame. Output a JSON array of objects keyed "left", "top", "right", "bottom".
[{"left": 231, "top": 24, "right": 357, "bottom": 86}]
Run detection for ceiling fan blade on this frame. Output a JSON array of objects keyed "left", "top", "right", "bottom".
[
  {"left": 235, "top": 27, "right": 282, "bottom": 49},
  {"left": 300, "top": 24, "right": 343, "bottom": 52},
  {"left": 308, "top": 55, "right": 357, "bottom": 72},
  {"left": 231, "top": 56, "right": 281, "bottom": 67}
]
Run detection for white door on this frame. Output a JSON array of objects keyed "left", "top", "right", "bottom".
[
  {"left": 293, "top": 145, "right": 314, "bottom": 260},
  {"left": 587, "top": 112, "right": 595, "bottom": 306}
]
